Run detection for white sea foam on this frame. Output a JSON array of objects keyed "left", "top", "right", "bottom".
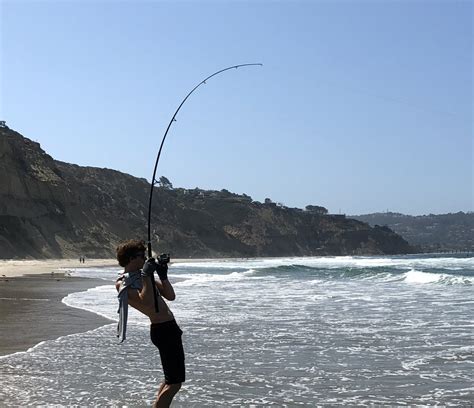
[
  {"left": 0, "top": 340, "right": 47, "bottom": 361},
  {"left": 404, "top": 269, "right": 474, "bottom": 285},
  {"left": 0, "top": 297, "right": 50, "bottom": 301},
  {"left": 404, "top": 269, "right": 443, "bottom": 284},
  {"left": 174, "top": 269, "right": 260, "bottom": 287},
  {"left": 62, "top": 284, "right": 148, "bottom": 326},
  {"left": 62, "top": 285, "right": 119, "bottom": 321},
  {"left": 402, "top": 345, "right": 474, "bottom": 371},
  {"left": 69, "top": 266, "right": 120, "bottom": 280}
]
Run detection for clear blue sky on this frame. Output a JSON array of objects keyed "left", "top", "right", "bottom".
[{"left": 1, "top": 0, "right": 472, "bottom": 215}]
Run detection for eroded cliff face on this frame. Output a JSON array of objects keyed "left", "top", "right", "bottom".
[
  {"left": 0, "top": 127, "right": 414, "bottom": 259},
  {"left": 0, "top": 128, "right": 73, "bottom": 258}
]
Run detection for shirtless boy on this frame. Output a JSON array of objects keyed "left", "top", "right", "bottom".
[{"left": 115, "top": 240, "right": 185, "bottom": 408}]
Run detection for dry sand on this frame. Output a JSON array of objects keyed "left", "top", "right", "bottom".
[
  {"left": 0, "top": 257, "right": 215, "bottom": 278},
  {"left": 0, "top": 258, "right": 119, "bottom": 278}
]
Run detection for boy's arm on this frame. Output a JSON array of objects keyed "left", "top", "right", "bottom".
[
  {"left": 155, "top": 263, "right": 175, "bottom": 301},
  {"left": 137, "top": 275, "right": 157, "bottom": 302},
  {"left": 155, "top": 279, "right": 176, "bottom": 301}
]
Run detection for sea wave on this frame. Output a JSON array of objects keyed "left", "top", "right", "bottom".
[
  {"left": 172, "top": 255, "right": 474, "bottom": 272},
  {"left": 174, "top": 269, "right": 261, "bottom": 287},
  {"left": 69, "top": 256, "right": 474, "bottom": 283},
  {"left": 228, "top": 264, "right": 474, "bottom": 285},
  {"left": 68, "top": 259, "right": 473, "bottom": 290}
]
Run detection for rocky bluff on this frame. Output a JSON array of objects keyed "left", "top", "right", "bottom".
[{"left": 0, "top": 127, "right": 413, "bottom": 259}]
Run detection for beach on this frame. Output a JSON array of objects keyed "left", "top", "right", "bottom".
[{"left": 0, "top": 260, "right": 117, "bottom": 356}]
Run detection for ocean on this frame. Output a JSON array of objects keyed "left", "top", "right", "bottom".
[{"left": 1, "top": 254, "right": 473, "bottom": 407}]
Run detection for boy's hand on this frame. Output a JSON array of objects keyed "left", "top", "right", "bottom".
[
  {"left": 141, "top": 258, "right": 157, "bottom": 277},
  {"left": 156, "top": 263, "right": 168, "bottom": 281}
]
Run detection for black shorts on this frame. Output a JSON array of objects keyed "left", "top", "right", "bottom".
[{"left": 150, "top": 320, "right": 185, "bottom": 384}]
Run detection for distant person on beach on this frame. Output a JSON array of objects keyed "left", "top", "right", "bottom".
[{"left": 115, "top": 240, "right": 184, "bottom": 408}]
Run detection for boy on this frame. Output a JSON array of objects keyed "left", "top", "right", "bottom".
[{"left": 116, "top": 239, "right": 184, "bottom": 407}]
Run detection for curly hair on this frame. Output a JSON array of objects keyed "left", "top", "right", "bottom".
[{"left": 116, "top": 239, "right": 146, "bottom": 267}]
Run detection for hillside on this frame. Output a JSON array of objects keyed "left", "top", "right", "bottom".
[
  {"left": 0, "top": 126, "right": 414, "bottom": 259},
  {"left": 352, "top": 212, "right": 473, "bottom": 252}
]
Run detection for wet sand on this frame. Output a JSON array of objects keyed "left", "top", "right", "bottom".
[
  {"left": 0, "top": 274, "right": 113, "bottom": 356},
  {"left": 0, "top": 257, "right": 217, "bottom": 357}
]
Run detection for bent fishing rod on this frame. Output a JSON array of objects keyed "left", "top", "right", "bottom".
[{"left": 146, "top": 63, "right": 262, "bottom": 311}]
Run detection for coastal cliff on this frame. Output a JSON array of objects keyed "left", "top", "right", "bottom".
[{"left": 0, "top": 127, "right": 414, "bottom": 259}]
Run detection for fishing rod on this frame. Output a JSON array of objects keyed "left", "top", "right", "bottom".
[{"left": 146, "top": 63, "right": 263, "bottom": 311}]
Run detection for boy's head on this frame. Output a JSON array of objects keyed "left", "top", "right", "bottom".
[{"left": 116, "top": 239, "right": 147, "bottom": 267}]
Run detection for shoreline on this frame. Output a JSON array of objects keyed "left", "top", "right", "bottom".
[
  {"left": 0, "top": 257, "right": 220, "bottom": 278},
  {"left": 0, "top": 273, "right": 113, "bottom": 357},
  {"left": 2, "top": 252, "right": 472, "bottom": 278},
  {"left": 0, "top": 257, "right": 215, "bottom": 357}
]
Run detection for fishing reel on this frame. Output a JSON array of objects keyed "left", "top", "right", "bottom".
[{"left": 157, "top": 253, "right": 170, "bottom": 266}]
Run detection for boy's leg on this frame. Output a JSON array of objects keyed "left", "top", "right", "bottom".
[
  {"left": 150, "top": 321, "right": 185, "bottom": 407},
  {"left": 156, "top": 381, "right": 166, "bottom": 397},
  {"left": 154, "top": 383, "right": 182, "bottom": 408}
]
